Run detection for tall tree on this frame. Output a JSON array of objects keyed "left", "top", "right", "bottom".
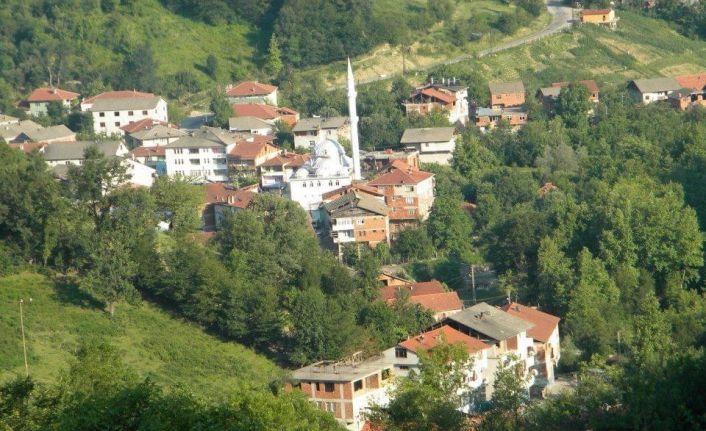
[
  {"left": 265, "top": 34, "right": 283, "bottom": 76},
  {"left": 151, "top": 176, "right": 205, "bottom": 236}
]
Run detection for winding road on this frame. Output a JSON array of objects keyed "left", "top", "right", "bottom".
[{"left": 334, "top": 0, "right": 574, "bottom": 88}]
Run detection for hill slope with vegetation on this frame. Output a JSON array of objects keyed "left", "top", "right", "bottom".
[{"left": 0, "top": 272, "right": 281, "bottom": 396}]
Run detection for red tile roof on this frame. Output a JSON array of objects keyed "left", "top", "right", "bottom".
[
  {"left": 260, "top": 152, "right": 309, "bottom": 167},
  {"left": 322, "top": 182, "right": 384, "bottom": 200},
  {"left": 368, "top": 166, "right": 434, "bottom": 186},
  {"left": 129, "top": 146, "right": 165, "bottom": 158},
  {"left": 229, "top": 141, "right": 279, "bottom": 160},
  {"left": 419, "top": 87, "right": 456, "bottom": 104},
  {"left": 582, "top": 8, "right": 612, "bottom": 15},
  {"left": 399, "top": 325, "right": 490, "bottom": 354},
  {"left": 380, "top": 280, "right": 446, "bottom": 301},
  {"left": 226, "top": 81, "right": 278, "bottom": 97},
  {"left": 120, "top": 118, "right": 170, "bottom": 134},
  {"left": 27, "top": 87, "right": 80, "bottom": 103},
  {"left": 203, "top": 183, "right": 255, "bottom": 209},
  {"left": 675, "top": 73, "right": 706, "bottom": 92},
  {"left": 232, "top": 103, "right": 278, "bottom": 120},
  {"left": 501, "top": 302, "right": 560, "bottom": 343},
  {"left": 409, "top": 292, "right": 464, "bottom": 314},
  {"left": 83, "top": 90, "right": 154, "bottom": 104},
  {"left": 8, "top": 142, "right": 46, "bottom": 154}
]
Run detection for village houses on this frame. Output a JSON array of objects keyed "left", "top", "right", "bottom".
[
  {"left": 400, "top": 127, "right": 457, "bottom": 165},
  {"left": 471, "top": 81, "right": 528, "bottom": 131},
  {"left": 580, "top": 8, "right": 619, "bottom": 29},
  {"left": 228, "top": 116, "right": 275, "bottom": 135},
  {"left": 232, "top": 103, "right": 299, "bottom": 126},
  {"left": 380, "top": 279, "right": 463, "bottom": 321},
  {"left": 403, "top": 79, "right": 469, "bottom": 125},
  {"left": 26, "top": 87, "right": 80, "bottom": 117},
  {"left": 225, "top": 81, "right": 278, "bottom": 106},
  {"left": 259, "top": 152, "right": 310, "bottom": 191},
  {"left": 81, "top": 90, "right": 168, "bottom": 136},
  {"left": 628, "top": 77, "right": 681, "bottom": 104},
  {"left": 536, "top": 80, "right": 600, "bottom": 113},
  {"left": 292, "top": 116, "right": 350, "bottom": 150},
  {"left": 363, "top": 148, "right": 420, "bottom": 173}
]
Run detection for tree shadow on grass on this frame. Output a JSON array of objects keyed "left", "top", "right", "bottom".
[{"left": 52, "top": 278, "right": 104, "bottom": 311}]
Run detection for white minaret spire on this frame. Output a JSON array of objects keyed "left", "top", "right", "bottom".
[{"left": 347, "top": 57, "right": 361, "bottom": 181}]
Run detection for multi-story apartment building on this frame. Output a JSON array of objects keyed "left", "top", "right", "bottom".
[
  {"left": 164, "top": 136, "right": 229, "bottom": 182},
  {"left": 366, "top": 162, "right": 435, "bottom": 235},
  {"left": 321, "top": 190, "right": 390, "bottom": 256},
  {"left": 81, "top": 90, "right": 168, "bottom": 136},
  {"left": 292, "top": 116, "right": 350, "bottom": 150},
  {"left": 400, "top": 127, "right": 457, "bottom": 165}
]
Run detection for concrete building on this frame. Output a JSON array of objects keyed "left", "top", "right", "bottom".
[
  {"left": 26, "top": 87, "right": 80, "bottom": 117},
  {"left": 380, "top": 280, "right": 463, "bottom": 321},
  {"left": 232, "top": 103, "right": 299, "bottom": 127},
  {"left": 164, "top": 136, "right": 229, "bottom": 183},
  {"left": 292, "top": 116, "right": 350, "bottom": 150},
  {"left": 225, "top": 81, "right": 278, "bottom": 106},
  {"left": 2, "top": 122, "right": 76, "bottom": 144},
  {"left": 322, "top": 190, "right": 390, "bottom": 256},
  {"left": 288, "top": 352, "right": 394, "bottom": 431},
  {"left": 471, "top": 106, "right": 528, "bottom": 132},
  {"left": 366, "top": 163, "right": 435, "bottom": 235},
  {"left": 489, "top": 81, "right": 525, "bottom": 109},
  {"left": 400, "top": 127, "right": 456, "bottom": 165},
  {"left": 126, "top": 124, "right": 185, "bottom": 148},
  {"left": 228, "top": 139, "right": 280, "bottom": 174},
  {"left": 81, "top": 90, "right": 168, "bottom": 136},
  {"left": 580, "top": 8, "right": 618, "bottom": 28},
  {"left": 628, "top": 78, "right": 682, "bottom": 104},
  {"left": 202, "top": 182, "right": 256, "bottom": 230},
  {"left": 404, "top": 80, "right": 469, "bottom": 125},
  {"left": 259, "top": 152, "right": 310, "bottom": 191},
  {"left": 363, "top": 149, "right": 420, "bottom": 173}
]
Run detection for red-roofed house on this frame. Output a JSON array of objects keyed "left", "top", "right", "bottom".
[
  {"left": 232, "top": 103, "right": 299, "bottom": 126},
  {"left": 202, "top": 183, "right": 256, "bottom": 230},
  {"left": 377, "top": 272, "right": 411, "bottom": 287},
  {"left": 27, "top": 87, "right": 80, "bottom": 117},
  {"left": 671, "top": 73, "right": 706, "bottom": 110},
  {"left": 383, "top": 325, "right": 492, "bottom": 398},
  {"left": 80, "top": 90, "right": 168, "bottom": 136},
  {"left": 259, "top": 152, "right": 310, "bottom": 190},
  {"left": 228, "top": 139, "right": 280, "bottom": 173},
  {"left": 502, "top": 303, "right": 561, "bottom": 384},
  {"left": 381, "top": 280, "right": 463, "bottom": 320},
  {"left": 403, "top": 81, "right": 469, "bottom": 125},
  {"left": 367, "top": 165, "right": 435, "bottom": 235},
  {"left": 226, "top": 81, "right": 278, "bottom": 106}
]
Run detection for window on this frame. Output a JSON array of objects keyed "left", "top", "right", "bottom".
[
  {"left": 303, "top": 182, "right": 307, "bottom": 188},
  {"left": 405, "top": 197, "right": 414, "bottom": 205},
  {"left": 381, "top": 369, "right": 391, "bottom": 380},
  {"left": 142, "top": 110, "right": 148, "bottom": 115},
  {"left": 357, "top": 218, "right": 365, "bottom": 225},
  {"left": 114, "top": 112, "right": 119, "bottom": 116},
  {"left": 408, "top": 209, "right": 415, "bottom": 216},
  {"left": 399, "top": 365, "right": 410, "bottom": 370},
  {"left": 214, "top": 158, "right": 226, "bottom": 165},
  {"left": 315, "top": 383, "right": 321, "bottom": 392},
  {"left": 335, "top": 180, "right": 339, "bottom": 186},
  {"left": 99, "top": 112, "right": 105, "bottom": 117},
  {"left": 189, "top": 148, "right": 199, "bottom": 154},
  {"left": 353, "top": 380, "right": 363, "bottom": 392},
  {"left": 406, "top": 186, "right": 415, "bottom": 192},
  {"left": 395, "top": 347, "right": 407, "bottom": 358},
  {"left": 99, "top": 122, "right": 106, "bottom": 127},
  {"left": 325, "top": 402, "right": 336, "bottom": 413},
  {"left": 324, "top": 382, "right": 335, "bottom": 392},
  {"left": 128, "top": 111, "right": 134, "bottom": 116},
  {"left": 190, "top": 159, "right": 200, "bottom": 165},
  {"left": 114, "top": 122, "right": 120, "bottom": 127}
]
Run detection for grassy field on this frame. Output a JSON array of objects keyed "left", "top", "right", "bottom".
[
  {"left": 0, "top": 273, "right": 281, "bottom": 397},
  {"left": 472, "top": 10, "right": 706, "bottom": 90}
]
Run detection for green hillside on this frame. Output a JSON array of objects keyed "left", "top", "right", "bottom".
[{"left": 0, "top": 273, "right": 281, "bottom": 397}]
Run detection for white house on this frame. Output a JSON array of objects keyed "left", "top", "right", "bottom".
[
  {"left": 628, "top": 78, "right": 682, "bottom": 105},
  {"left": 127, "top": 124, "right": 186, "bottom": 148},
  {"left": 292, "top": 116, "right": 350, "bottom": 150},
  {"left": 0, "top": 120, "right": 75, "bottom": 144},
  {"left": 164, "top": 136, "right": 229, "bottom": 183},
  {"left": 81, "top": 90, "right": 168, "bottom": 136},
  {"left": 404, "top": 80, "right": 469, "bottom": 125},
  {"left": 41, "top": 140, "right": 155, "bottom": 187},
  {"left": 225, "top": 81, "right": 278, "bottom": 106},
  {"left": 26, "top": 87, "right": 80, "bottom": 117},
  {"left": 400, "top": 127, "right": 457, "bottom": 165},
  {"left": 259, "top": 152, "right": 310, "bottom": 190}
]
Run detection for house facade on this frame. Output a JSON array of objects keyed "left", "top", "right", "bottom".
[
  {"left": 126, "top": 124, "right": 185, "bottom": 148},
  {"left": 259, "top": 152, "right": 310, "bottom": 191},
  {"left": 381, "top": 280, "right": 463, "bottom": 321},
  {"left": 81, "top": 91, "right": 168, "bottom": 136},
  {"left": 366, "top": 163, "right": 435, "bottom": 235},
  {"left": 27, "top": 87, "right": 80, "bottom": 117},
  {"left": 164, "top": 136, "right": 229, "bottom": 182},
  {"left": 225, "top": 81, "right": 278, "bottom": 106},
  {"left": 363, "top": 149, "right": 420, "bottom": 173},
  {"left": 404, "top": 81, "right": 468, "bottom": 125},
  {"left": 581, "top": 8, "right": 618, "bottom": 28},
  {"left": 400, "top": 127, "right": 457, "bottom": 165},
  {"left": 489, "top": 81, "right": 525, "bottom": 108},
  {"left": 232, "top": 103, "right": 299, "bottom": 126},
  {"left": 321, "top": 190, "right": 390, "bottom": 256},
  {"left": 228, "top": 139, "right": 280, "bottom": 174},
  {"left": 628, "top": 78, "right": 681, "bottom": 104},
  {"left": 471, "top": 106, "right": 527, "bottom": 131},
  {"left": 228, "top": 116, "right": 275, "bottom": 135},
  {"left": 292, "top": 116, "right": 350, "bottom": 150}
]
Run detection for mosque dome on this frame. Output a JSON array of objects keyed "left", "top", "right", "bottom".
[{"left": 301, "top": 138, "right": 353, "bottom": 178}]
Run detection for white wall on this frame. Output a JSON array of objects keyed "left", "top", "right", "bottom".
[
  {"left": 165, "top": 146, "right": 229, "bottom": 183},
  {"left": 90, "top": 99, "right": 168, "bottom": 136},
  {"left": 29, "top": 100, "right": 71, "bottom": 117},
  {"left": 287, "top": 175, "right": 352, "bottom": 212}
]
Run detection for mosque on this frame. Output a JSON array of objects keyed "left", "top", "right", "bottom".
[{"left": 286, "top": 59, "right": 362, "bottom": 218}]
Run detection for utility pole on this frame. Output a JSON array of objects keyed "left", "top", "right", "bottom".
[
  {"left": 19, "top": 298, "right": 31, "bottom": 377},
  {"left": 471, "top": 265, "right": 477, "bottom": 304}
]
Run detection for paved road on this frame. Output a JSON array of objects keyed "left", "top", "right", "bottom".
[{"left": 333, "top": 0, "right": 573, "bottom": 88}]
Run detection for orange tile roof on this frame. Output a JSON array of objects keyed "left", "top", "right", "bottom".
[
  {"left": 203, "top": 183, "right": 255, "bottom": 209},
  {"left": 419, "top": 87, "right": 456, "bottom": 104},
  {"left": 399, "top": 325, "right": 490, "bottom": 354},
  {"left": 322, "top": 182, "right": 384, "bottom": 200},
  {"left": 260, "top": 152, "right": 310, "bottom": 167},
  {"left": 409, "top": 292, "right": 464, "bottom": 314},
  {"left": 229, "top": 141, "right": 278, "bottom": 160},
  {"left": 501, "top": 302, "right": 560, "bottom": 343},
  {"left": 582, "top": 8, "right": 611, "bottom": 15},
  {"left": 380, "top": 280, "right": 446, "bottom": 301},
  {"left": 8, "top": 142, "right": 46, "bottom": 154},
  {"left": 232, "top": 103, "right": 279, "bottom": 119},
  {"left": 675, "top": 73, "right": 706, "bottom": 92},
  {"left": 226, "top": 81, "right": 278, "bottom": 97},
  {"left": 27, "top": 87, "right": 80, "bottom": 102},
  {"left": 83, "top": 90, "right": 154, "bottom": 104},
  {"left": 551, "top": 80, "right": 599, "bottom": 93},
  {"left": 368, "top": 167, "right": 433, "bottom": 186},
  {"left": 120, "top": 118, "right": 170, "bottom": 134},
  {"left": 129, "top": 146, "right": 165, "bottom": 158}
]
